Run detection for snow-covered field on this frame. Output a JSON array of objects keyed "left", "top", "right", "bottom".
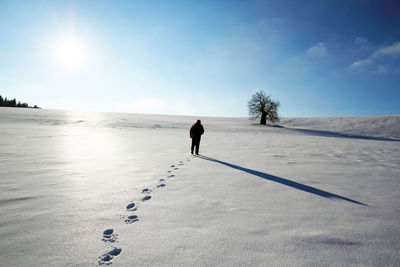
[{"left": 1, "top": 107, "right": 399, "bottom": 266}]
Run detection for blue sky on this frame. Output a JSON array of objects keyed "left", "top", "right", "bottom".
[{"left": 0, "top": 0, "right": 399, "bottom": 117}]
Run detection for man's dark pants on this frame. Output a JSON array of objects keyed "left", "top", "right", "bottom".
[{"left": 191, "top": 137, "right": 201, "bottom": 155}]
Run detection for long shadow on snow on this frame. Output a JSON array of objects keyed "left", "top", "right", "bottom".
[
  {"left": 281, "top": 126, "right": 399, "bottom": 142},
  {"left": 196, "top": 155, "right": 367, "bottom": 206}
]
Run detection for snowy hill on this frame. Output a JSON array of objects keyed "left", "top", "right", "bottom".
[
  {"left": 279, "top": 115, "right": 400, "bottom": 140},
  {"left": 0, "top": 107, "right": 399, "bottom": 266}
]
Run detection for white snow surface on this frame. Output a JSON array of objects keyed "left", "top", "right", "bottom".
[{"left": 0, "top": 107, "right": 399, "bottom": 266}]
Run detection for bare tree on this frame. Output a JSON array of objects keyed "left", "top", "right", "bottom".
[{"left": 248, "top": 91, "right": 280, "bottom": 125}]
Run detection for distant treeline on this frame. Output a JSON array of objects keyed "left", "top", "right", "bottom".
[{"left": 0, "top": 95, "right": 40, "bottom": 109}]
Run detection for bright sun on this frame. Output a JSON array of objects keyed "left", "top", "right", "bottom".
[{"left": 56, "top": 37, "right": 86, "bottom": 68}]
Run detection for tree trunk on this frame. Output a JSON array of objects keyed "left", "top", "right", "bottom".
[{"left": 260, "top": 112, "right": 267, "bottom": 125}]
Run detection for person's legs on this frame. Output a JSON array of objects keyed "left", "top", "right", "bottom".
[
  {"left": 195, "top": 141, "right": 200, "bottom": 155},
  {"left": 191, "top": 139, "right": 195, "bottom": 154},
  {"left": 191, "top": 137, "right": 201, "bottom": 155},
  {"left": 194, "top": 138, "right": 200, "bottom": 155}
]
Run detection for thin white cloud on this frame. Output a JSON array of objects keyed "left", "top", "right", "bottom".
[
  {"left": 354, "top": 37, "right": 369, "bottom": 46},
  {"left": 350, "top": 41, "right": 400, "bottom": 73},
  {"left": 371, "top": 65, "right": 387, "bottom": 74},
  {"left": 353, "top": 37, "right": 372, "bottom": 51},
  {"left": 307, "top": 42, "right": 327, "bottom": 57},
  {"left": 372, "top": 42, "right": 400, "bottom": 57},
  {"left": 350, "top": 58, "right": 372, "bottom": 69}
]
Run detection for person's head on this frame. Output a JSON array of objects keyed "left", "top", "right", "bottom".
[{"left": 196, "top": 120, "right": 201, "bottom": 124}]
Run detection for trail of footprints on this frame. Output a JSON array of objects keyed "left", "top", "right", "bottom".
[{"left": 98, "top": 158, "right": 191, "bottom": 265}]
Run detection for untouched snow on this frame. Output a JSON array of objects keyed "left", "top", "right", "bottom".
[
  {"left": 0, "top": 107, "right": 399, "bottom": 266},
  {"left": 280, "top": 116, "right": 400, "bottom": 141}
]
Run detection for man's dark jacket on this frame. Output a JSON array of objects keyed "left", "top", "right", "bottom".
[{"left": 190, "top": 121, "right": 204, "bottom": 139}]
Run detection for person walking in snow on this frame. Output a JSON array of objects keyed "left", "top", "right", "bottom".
[{"left": 190, "top": 120, "right": 204, "bottom": 155}]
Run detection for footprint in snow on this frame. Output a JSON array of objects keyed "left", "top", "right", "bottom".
[
  {"left": 124, "top": 215, "right": 139, "bottom": 224},
  {"left": 167, "top": 170, "right": 172, "bottom": 173},
  {"left": 174, "top": 167, "right": 179, "bottom": 170},
  {"left": 159, "top": 178, "right": 165, "bottom": 182},
  {"left": 142, "top": 195, "right": 151, "bottom": 201},
  {"left": 272, "top": 155, "right": 287, "bottom": 158},
  {"left": 178, "top": 161, "right": 184, "bottom": 165},
  {"left": 102, "top": 229, "right": 117, "bottom": 243},
  {"left": 142, "top": 188, "right": 151, "bottom": 194},
  {"left": 170, "top": 165, "right": 175, "bottom": 168},
  {"left": 126, "top": 202, "right": 137, "bottom": 211},
  {"left": 157, "top": 184, "right": 166, "bottom": 188},
  {"left": 168, "top": 175, "right": 175, "bottom": 178},
  {"left": 98, "top": 247, "right": 122, "bottom": 265}
]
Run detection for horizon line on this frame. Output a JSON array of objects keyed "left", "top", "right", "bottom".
[{"left": 1, "top": 106, "right": 399, "bottom": 119}]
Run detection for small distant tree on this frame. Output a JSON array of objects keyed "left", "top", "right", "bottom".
[{"left": 248, "top": 91, "right": 280, "bottom": 125}]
